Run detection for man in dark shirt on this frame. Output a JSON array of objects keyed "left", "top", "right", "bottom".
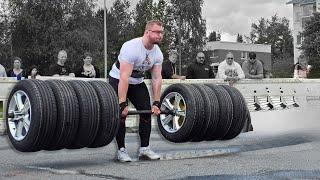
[
  {"left": 242, "top": 52, "right": 263, "bottom": 79},
  {"left": 161, "top": 51, "right": 185, "bottom": 79},
  {"left": 48, "top": 50, "right": 75, "bottom": 77},
  {"left": 186, "top": 52, "right": 214, "bottom": 79}
]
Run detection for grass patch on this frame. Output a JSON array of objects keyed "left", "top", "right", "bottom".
[{"left": 271, "top": 69, "right": 293, "bottom": 78}]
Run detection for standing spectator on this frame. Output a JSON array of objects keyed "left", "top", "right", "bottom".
[
  {"left": 293, "top": 62, "right": 307, "bottom": 78},
  {"left": 75, "top": 52, "right": 100, "bottom": 78},
  {"left": 0, "top": 63, "right": 6, "bottom": 77},
  {"left": 7, "top": 57, "right": 26, "bottom": 80},
  {"left": 48, "top": 50, "right": 75, "bottom": 77},
  {"left": 26, "top": 65, "right": 41, "bottom": 79},
  {"left": 161, "top": 51, "right": 186, "bottom": 80},
  {"left": 216, "top": 52, "right": 245, "bottom": 83},
  {"left": 242, "top": 52, "right": 264, "bottom": 79},
  {"left": 187, "top": 52, "right": 215, "bottom": 79}
]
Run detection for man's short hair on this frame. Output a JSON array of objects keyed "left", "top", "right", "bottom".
[
  {"left": 145, "top": 20, "right": 163, "bottom": 30},
  {"left": 226, "top": 52, "right": 233, "bottom": 57},
  {"left": 58, "top": 50, "right": 67, "bottom": 56}
]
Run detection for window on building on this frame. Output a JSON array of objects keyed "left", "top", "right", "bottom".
[
  {"left": 302, "top": 4, "right": 314, "bottom": 16},
  {"left": 297, "top": 35, "right": 302, "bottom": 45},
  {"left": 301, "top": 16, "right": 311, "bottom": 28},
  {"left": 295, "top": 12, "right": 302, "bottom": 22},
  {"left": 241, "top": 52, "right": 248, "bottom": 59}
]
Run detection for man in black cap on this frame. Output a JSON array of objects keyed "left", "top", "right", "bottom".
[{"left": 242, "top": 52, "right": 263, "bottom": 79}]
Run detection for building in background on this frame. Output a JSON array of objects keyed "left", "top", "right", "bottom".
[
  {"left": 204, "top": 41, "right": 271, "bottom": 74},
  {"left": 287, "top": 0, "right": 318, "bottom": 64}
]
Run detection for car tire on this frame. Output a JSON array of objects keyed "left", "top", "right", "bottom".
[
  {"left": 68, "top": 80, "right": 100, "bottom": 149},
  {"left": 45, "top": 80, "right": 79, "bottom": 150},
  {"left": 88, "top": 81, "right": 119, "bottom": 148},
  {"left": 157, "top": 84, "right": 200, "bottom": 143},
  {"left": 6, "top": 80, "right": 57, "bottom": 152}
]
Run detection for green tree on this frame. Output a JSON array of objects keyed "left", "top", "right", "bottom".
[
  {"left": 300, "top": 12, "right": 320, "bottom": 78},
  {"left": 237, "top": 34, "right": 244, "bottom": 43},
  {"left": 0, "top": 0, "right": 12, "bottom": 67},
  {"left": 8, "top": 0, "right": 102, "bottom": 75},
  {"left": 208, "top": 31, "right": 217, "bottom": 41},
  {"left": 249, "top": 14, "right": 294, "bottom": 65},
  {"left": 132, "top": 0, "right": 153, "bottom": 38},
  {"left": 97, "top": 0, "right": 133, "bottom": 71},
  {"left": 167, "top": 0, "right": 206, "bottom": 74}
]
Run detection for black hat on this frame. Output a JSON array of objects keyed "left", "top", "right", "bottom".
[{"left": 249, "top": 52, "right": 256, "bottom": 59}]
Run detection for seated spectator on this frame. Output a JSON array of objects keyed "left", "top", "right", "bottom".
[
  {"left": 216, "top": 52, "right": 245, "bottom": 83},
  {"left": 48, "top": 50, "right": 75, "bottom": 77},
  {"left": 293, "top": 62, "right": 307, "bottom": 78},
  {"left": 0, "top": 63, "right": 7, "bottom": 77},
  {"left": 187, "top": 52, "right": 215, "bottom": 79},
  {"left": 26, "top": 65, "right": 41, "bottom": 79},
  {"left": 7, "top": 57, "right": 26, "bottom": 80},
  {"left": 161, "top": 51, "right": 185, "bottom": 80},
  {"left": 75, "top": 52, "right": 100, "bottom": 78},
  {"left": 242, "top": 52, "right": 263, "bottom": 79}
]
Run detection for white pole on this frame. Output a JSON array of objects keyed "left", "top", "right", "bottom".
[{"left": 104, "top": 0, "right": 108, "bottom": 79}]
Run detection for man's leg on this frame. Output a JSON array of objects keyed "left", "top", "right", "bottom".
[
  {"left": 127, "top": 82, "right": 160, "bottom": 160},
  {"left": 108, "top": 77, "right": 126, "bottom": 149},
  {"left": 127, "top": 82, "right": 151, "bottom": 147},
  {"left": 108, "top": 77, "right": 132, "bottom": 162}
]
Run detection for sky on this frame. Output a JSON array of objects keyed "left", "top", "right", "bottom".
[{"left": 98, "top": 0, "right": 293, "bottom": 42}]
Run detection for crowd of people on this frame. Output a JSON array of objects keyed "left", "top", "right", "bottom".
[
  {"left": 161, "top": 51, "right": 266, "bottom": 84},
  {"left": 0, "top": 48, "right": 308, "bottom": 82},
  {"left": 0, "top": 50, "right": 100, "bottom": 79}
]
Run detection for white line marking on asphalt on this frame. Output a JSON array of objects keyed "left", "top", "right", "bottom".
[{"left": 26, "top": 165, "right": 79, "bottom": 175}]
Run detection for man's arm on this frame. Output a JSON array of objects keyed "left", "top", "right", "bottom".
[
  {"left": 242, "top": 62, "right": 251, "bottom": 79},
  {"left": 216, "top": 64, "right": 228, "bottom": 80},
  {"left": 151, "top": 64, "right": 162, "bottom": 102},
  {"left": 118, "top": 61, "right": 133, "bottom": 103},
  {"left": 186, "top": 65, "right": 193, "bottom": 79},
  {"left": 209, "top": 66, "right": 215, "bottom": 78},
  {"left": 236, "top": 64, "right": 245, "bottom": 79}
]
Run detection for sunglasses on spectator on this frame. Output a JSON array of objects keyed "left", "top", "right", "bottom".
[
  {"left": 227, "top": 58, "right": 234, "bottom": 60},
  {"left": 198, "top": 57, "right": 205, "bottom": 59}
]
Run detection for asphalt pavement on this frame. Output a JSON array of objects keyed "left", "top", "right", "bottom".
[{"left": 1, "top": 126, "right": 320, "bottom": 179}]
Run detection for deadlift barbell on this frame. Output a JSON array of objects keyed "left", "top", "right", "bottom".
[{"left": 5, "top": 79, "right": 250, "bottom": 152}]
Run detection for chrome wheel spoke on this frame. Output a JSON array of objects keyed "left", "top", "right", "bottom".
[
  {"left": 15, "top": 121, "right": 24, "bottom": 138},
  {"left": 162, "top": 115, "right": 172, "bottom": 125},
  {"left": 23, "top": 115, "right": 30, "bottom": 132},
  {"left": 14, "top": 93, "right": 23, "bottom": 111},
  {"left": 163, "top": 98, "right": 174, "bottom": 110},
  {"left": 22, "top": 98, "right": 30, "bottom": 114},
  {"left": 175, "top": 110, "right": 186, "bottom": 117},
  {"left": 174, "top": 94, "right": 182, "bottom": 108},
  {"left": 10, "top": 117, "right": 21, "bottom": 122},
  {"left": 173, "top": 116, "right": 180, "bottom": 130}
]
